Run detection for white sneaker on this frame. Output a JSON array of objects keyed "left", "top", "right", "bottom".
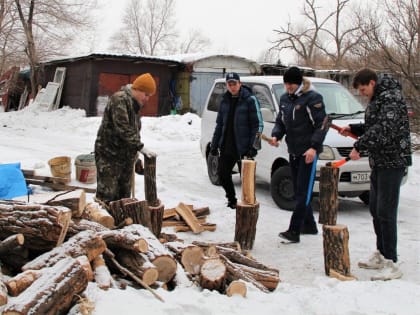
[
  {"left": 358, "top": 250, "right": 386, "bottom": 269},
  {"left": 371, "top": 259, "right": 402, "bottom": 281}
]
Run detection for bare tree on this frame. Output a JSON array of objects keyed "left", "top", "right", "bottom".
[
  {"left": 177, "top": 29, "right": 211, "bottom": 54},
  {"left": 109, "top": 0, "right": 177, "bottom": 56},
  {"left": 271, "top": 0, "right": 335, "bottom": 67},
  {"left": 13, "top": 0, "right": 96, "bottom": 97}
]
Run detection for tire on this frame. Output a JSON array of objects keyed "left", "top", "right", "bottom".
[
  {"left": 270, "top": 166, "right": 295, "bottom": 211},
  {"left": 207, "top": 153, "right": 221, "bottom": 185},
  {"left": 358, "top": 191, "right": 370, "bottom": 205}
]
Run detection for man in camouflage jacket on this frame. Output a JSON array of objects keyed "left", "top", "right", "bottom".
[
  {"left": 342, "top": 68, "right": 412, "bottom": 280},
  {"left": 94, "top": 73, "right": 156, "bottom": 203}
]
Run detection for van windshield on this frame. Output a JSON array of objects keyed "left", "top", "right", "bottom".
[{"left": 273, "top": 82, "right": 365, "bottom": 118}]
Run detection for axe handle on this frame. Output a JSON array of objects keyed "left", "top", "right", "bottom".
[
  {"left": 326, "top": 157, "right": 351, "bottom": 168},
  {"left": 330, "top": 124, "right": 358, "bottom": 140},
  {"left": 261, "top": 133, "right": 279, "bottom": 147}
]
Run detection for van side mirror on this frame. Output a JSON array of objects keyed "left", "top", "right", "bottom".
[{"left": 261, "top": 108, "right": 276, "bottom": 122}]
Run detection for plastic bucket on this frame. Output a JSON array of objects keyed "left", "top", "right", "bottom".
[
  {"left": 75, "top": 153, "right": 96, "bottom": 184},
  {"left": 48, "top": 156, "right": 71, "bottom": 183}
]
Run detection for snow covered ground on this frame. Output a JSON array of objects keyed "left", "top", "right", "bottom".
[{"left": 0, "top": 105, "right": 419, "bottom": 315}]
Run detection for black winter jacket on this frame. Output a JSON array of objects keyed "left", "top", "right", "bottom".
[
  {"left": 211, "top": 85, "right": 264, "bottom": 157},
  {"left": 272, "top": 78, "right": 327, "bottom": 155},
  {"left": 350, "top": 75, "right": 412, "bottom": 169}
]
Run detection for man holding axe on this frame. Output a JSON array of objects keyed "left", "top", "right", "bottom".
[{"left": 269, "top": 67, "right": 328, "bottom": 243}]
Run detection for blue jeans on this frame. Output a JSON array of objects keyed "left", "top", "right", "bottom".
[
  {"left": 369, "top": 167, "right": 405, "bottom": 262},
  {"left": 288, "top": 154, "right": 317, "bottom": 232}
]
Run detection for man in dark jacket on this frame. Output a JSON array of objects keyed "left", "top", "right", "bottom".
[
  {"left": 94, "top": 73, "right": 157, "bottom": 203},
  {"left": 269, "top": 67, "right": 327, "bottom": 243},
  {"left": 341, "top": 68, "right": 412, "bottom": 280},
  {"left": 210, "top": 72, "right": 263, "bottom": 209}
]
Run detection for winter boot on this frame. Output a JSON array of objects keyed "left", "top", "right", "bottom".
[
  {"left": 278, "top": 230, "right": 300, "bottom": 243},
  {"left": 358, "top": 250, "right": 386, "bottom": 269},
  {"left": 300, "top": 223, "right": 318, "bottom": 235},
  {"left": 227, "top": 198, "right": 237, "bottom": 209},
  {"left": 371, "top": 259, "right": 402, "bottom": 281}
]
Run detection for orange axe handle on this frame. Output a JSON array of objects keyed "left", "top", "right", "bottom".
[
  {"left": 330, "top": 124, "right": 358, "bottom": 140},
  {"left": 326, "top": 157, "right": 351, "bottom": 168}
]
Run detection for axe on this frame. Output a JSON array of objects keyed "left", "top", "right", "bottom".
[
  {"left": 253, "top": 133, "right": 279, "bottom": 148},
  {"left": 324, "top": 114, "right": 358, "bottom": 139},
  {"left": 326, "top": 157, "right": 351, "bottom": 168}
]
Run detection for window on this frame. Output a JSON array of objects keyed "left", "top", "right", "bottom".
[{"left": 207, "top": 82, "right": 226, "bottom": 112}]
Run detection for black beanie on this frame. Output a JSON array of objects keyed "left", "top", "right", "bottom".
[{"left": 283, "top": 67, "right": 303, "bottom": 85}]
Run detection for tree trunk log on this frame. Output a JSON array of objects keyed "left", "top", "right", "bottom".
[
  {"left": 22, "top": 230, "right": 106, "bottom": 271},
  {"left": 241, "top": 159, "right": 256, "bottom": 205},
  {"left": 5, "top": 270, "right": 42, "bottom": 297},
  {"left": 0, "top": 234, "right": 24, "bottom": 255},
  {"left": 319, "top": 166, "right": 339, "bottom": 225},
  {"left": 0, "top": 204, "right": 71, "bottom": 250},
  {"left": 92, "top": 255, "right": 113, "bottom": 290},
  {"left": 234, "top": 202, "right": 259, "bottom": 250},
  {"left": 2, "top": 256, "right": 89, "bottom": 315},
  {"left": 108, "top": 198, "right": 137, "bottom": 226},
  {"left": 226, "top": 280, "right": 247, "bottom": 297},
  {"left": 322, "top": 224, "right": 351, "bottom": 276},
  {"left": 166, "top": 242, "right": 204, "bottom": 275},
  {"left": 84, "top": 202, "right": 115, "bottom": 229},
  {"left": 116, "top": 249, "right": 159, "bottom": 286},
  {"left": 144, "top": 155, "right": 158, "bottom": 207},
  {"left": 98, "top": 228, "right": 149, "bottom": 253},
  {"left": 199, "top": 258, "right": 226, "bottom": 292}
]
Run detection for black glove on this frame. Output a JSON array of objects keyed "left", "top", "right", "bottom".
[
  {"left": 246, "top": 148, "right": 257, "bottom": 160},
  {"left": 210, "top": 147, "right": 219, "bottom": 156}
]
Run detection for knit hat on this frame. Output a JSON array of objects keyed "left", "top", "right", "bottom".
[
  {"left": 283, "top": 67, "right": 303, "bottom": 85},
  {"left": 132, "top": 73, "right": 156, "bottom": 95}
]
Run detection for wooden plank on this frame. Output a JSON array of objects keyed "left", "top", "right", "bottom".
[
  {"left": 25, "top": 178, "right": 96, "bottom": 194},
  {"left": 175, "top": 202, "right": 203, "bottom": 234}
]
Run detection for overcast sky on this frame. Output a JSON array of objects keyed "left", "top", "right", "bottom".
[{"left": 90, "top": 0, "right": 301, "bottom": 63}]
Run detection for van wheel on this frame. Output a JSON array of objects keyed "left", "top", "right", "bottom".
[
  {"left": 358, "top": 191, "right": 370, "bottom": 205},
  {"left": 270, "top": 166, "right": 295, "bottom": 211},
  {"left": 207, "top": 153, "right": 221, "bottom": 185}
]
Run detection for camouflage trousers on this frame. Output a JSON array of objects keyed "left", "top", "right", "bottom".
[{"left": 95, "top": 154, "right": 135, "bottom": 203}]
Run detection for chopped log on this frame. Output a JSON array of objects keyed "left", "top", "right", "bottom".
[
  {"left": 0, "top": 272, "right": 7, "bottom": 306},
  {"left": 122, "top": 225, "right": 177, "bottom": 283},
  {"left": 229, "top": 262, "right": 279, "bottom": 291},
  {"left": 15, "top": 189, "right": 86, "bottom": 218},
  {"left": 22, "top": 230, "right": 106, "bottom": 271},
  {"left": 2, "top": 256, "right": 89, "bottom": 315},
  {"left": 166, "top": 242, "right": 204, "bottom": 275},
  {"left": 116, "top": 249, "right": 159, "bottom": 286},
  {"left": 140, "top": 200, "right": 164, "bottom": 237},
  {"left": 5, "top": 270, "right": 42, "bottom": 297},
  {"left": 192, "top": 241, "right": 241, "bottom": 253},
  {"left": 322, "top": 224, "right": 351, "bottom": 276},
  {"left": 76, "top": 255, "right": 94, "bottom": 281},
  {"left": 219, "top": 254, "right": 269, "bottom": 293},
  {"left": 319, "top": 166, "right": 339, "bottom": 225},
  {"left": 158, "top": 232, "right": 182, "bottom": 243},
  {"left": 199, "top": 258, "right": 227, "bottom": 292},
  {"left": 108, "top": 198, "right": 137, "bottom": 226},
  {"left": 98, "top": 228, "right": 149, "bottom": 253},
  {"left": 226, "top": 280, "right": 247, "bottom": 297},
  {"left": 67, "top": 218, "right": 109, "bottom": 238},
  {"left": 241, "top": 159, "right": 256, "bottom": 205},
  {"left": 144, "top": 155, "right": 159, "bottom": 207},
  {"left": 163, "top": 217, "right": 206, "bottom": 227},
  {"left": 84, "top": 202, "right": 115, "bottom": 228},
  {"left": 234, "top": 201, "right": 259, "bottom": 250},
  {"left": 329, "top": 269, "right": 357, "bottom": 281},
  {"left": 0, "top": 234, "right": 24, "bottom": 255},
  {"left": 120, "top": 198, "right": 144, "bottom": 225},
  {"left": 104, "top": 249, "right": 164, "bottom": 302},
  {"left": 175, "top": 202, "right": 204, "bottom": 234},
  {"left": 192, "top": 206, "right": 210, "bottom": 218},
  {"left": 113, "top": 217, "right": 134, "bottom": 230},
  {"left": 92, "top": 255, "right": 112, "bottom": 290},
  {"left": 175, "top": 223, "right": 216, "bottom": 233},
  {"left": 0, "top": 204, "right": 72, "bottom": 251},
  {"left": 215, "top": 246, "right": 278, "bottom": 273},
  {"left": 163, "top": 207, "right": 178, "bottom": 220}
]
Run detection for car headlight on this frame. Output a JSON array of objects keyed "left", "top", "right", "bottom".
[{"left": 318, "top": 145, "right": 335, "bottom": 160}]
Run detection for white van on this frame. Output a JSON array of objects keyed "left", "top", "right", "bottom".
[{"left": 200, "top": 75, "right": 372, "bottom": 210}]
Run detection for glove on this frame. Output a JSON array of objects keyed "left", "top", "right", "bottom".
[
  {"left": 210, "top": 147, "right": 219, "bottom": 156},
  {"left": 245, "top": 148, "right": 257, "bottom": 160},
  {"left": 134, "top": 159, "right": 144, "bottom": 175},
  {"left": 140, "top": 147, "right": 157, "bottom": 158}
]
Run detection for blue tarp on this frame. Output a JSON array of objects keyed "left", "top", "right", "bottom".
[{"left": 0, "top": 162, "right": 28, "bottom": 199}]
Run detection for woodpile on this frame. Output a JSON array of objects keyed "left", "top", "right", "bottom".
[{"left": 0, "top": 196, "right": 279, "bottom": 313}]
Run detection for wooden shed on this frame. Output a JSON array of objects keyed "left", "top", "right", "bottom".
[
  {"left": 40, "top": 53, "right": 183, "bottom": 117},
  {"left": 167, "top": 53, "right": 261, "bottom": 116}
]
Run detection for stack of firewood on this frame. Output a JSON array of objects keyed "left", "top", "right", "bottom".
[{"left": 0, "top": 195, "right": 279, "bottom": 314}]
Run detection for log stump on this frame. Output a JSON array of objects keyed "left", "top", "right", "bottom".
[
  {"left": 322, "top": 224, "right": 351, "bottom": 276},
  {"left": 319, "top": 166, "right": 339, "bottom": 225},
  {"left": 234, "top": 202, "right": 259, "bottom": 250},
  {"left": 241, "top": 159, "right": 256, "bottom": 204},
  {"left": 199, "top": 258, "right": 226, "bottom": 292}
]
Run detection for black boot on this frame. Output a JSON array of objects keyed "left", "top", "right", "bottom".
[
  {"left": 227, "top": 198, "right": 237, "bottom": 209},
  {"left": 300, "top": 224, "right": 318, "bottom": 235},
  {"left": 278, "top": 230, "right": 300, "bottom": 243}
]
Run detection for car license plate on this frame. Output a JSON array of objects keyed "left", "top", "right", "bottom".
[{"left": 351, "top": 172, "right": 370, "bottom": 183}]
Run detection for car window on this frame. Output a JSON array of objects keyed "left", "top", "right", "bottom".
[
  {"left": 273, "top": 82, "right": 364, "bottom": 118},
  {"left": 207, "top": 82, "right": 226, "bottom": 112},
  {"left": 249, "top": 84, "right": 275, "bottom": 111}
]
